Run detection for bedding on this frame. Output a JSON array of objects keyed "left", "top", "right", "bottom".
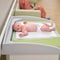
[{"left": 11, "top": 18, "right": 60, "bottom": 48}]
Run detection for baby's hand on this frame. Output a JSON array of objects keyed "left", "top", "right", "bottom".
[
  {"left": 19, "top": 34, "right": 24, "bottom": 37},
  {"left": 19, "top": 30, "right": 28, "bottom": 37}
]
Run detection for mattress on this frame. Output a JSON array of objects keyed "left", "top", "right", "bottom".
[{"left": 11, "top": 16, "right": 60, "bottom": 48}]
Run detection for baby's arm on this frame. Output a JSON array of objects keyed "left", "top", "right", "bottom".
[
  {"left": 19, "top": 27, "right": 28, "bottom": 37},
  {"left": 19, "top": 31, "right": 28, "bottom": 37}
]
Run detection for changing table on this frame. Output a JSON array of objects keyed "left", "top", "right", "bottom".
[{"left": 0, "top": 0, "right": 60, "bottom": 60}]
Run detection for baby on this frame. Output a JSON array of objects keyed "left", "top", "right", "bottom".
[
  {"left": 13, "top": 21, "right": 37, "bottom": 37},
  {"left": 12, "top": 21, "right": 55, "bottom": 37},
  {"left": 19, "top": 0, "right": 46, "bottom": 18}
]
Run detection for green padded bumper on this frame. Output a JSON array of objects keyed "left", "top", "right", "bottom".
[
  {"left": 12, "top": 19, "right": 60, "bottom": 48},
  {"left": 14, "top": 3, "right": 41, "bottom": 17}
]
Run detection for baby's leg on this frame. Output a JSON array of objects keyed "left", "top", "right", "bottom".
[{"left": 40, "top": 23, "right": 55, "bottom": 32}]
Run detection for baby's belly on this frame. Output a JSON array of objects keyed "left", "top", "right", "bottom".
[{"left": 27, "top": 25, "right": 37, "bottom": 32}]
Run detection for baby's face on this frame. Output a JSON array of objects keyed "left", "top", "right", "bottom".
[{"left": 13, "top": 23, "right": 22, "bottom": 32}]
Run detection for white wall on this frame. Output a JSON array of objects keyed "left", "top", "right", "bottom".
[{"left": 0, "top": 0, "right": 13, "bottom": 34}]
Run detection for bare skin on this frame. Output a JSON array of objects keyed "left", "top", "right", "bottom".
[
  {"left": 40, "top": 23, "right": 55, "bottom": 32},
  {"left": 13, "top": 21, "right": 37, "bottom": 37},
  {"left": 12, "top": 21, "right": 55, "bottom": 37}
]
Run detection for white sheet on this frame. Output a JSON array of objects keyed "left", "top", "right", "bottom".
[
  {"left": 15, "top": 31, "right": 58, "bottom": 39},
  {"left": 15, "top": 22, "right": 58, "bottom": 39}
]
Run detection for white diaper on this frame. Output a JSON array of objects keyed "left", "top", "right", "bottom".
[{"left": 37, "top": 23, "right": 43, "bottom": 32}]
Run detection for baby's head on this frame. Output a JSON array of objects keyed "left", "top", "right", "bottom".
[{"left": 12, "top": 23, "right": 22, "bottom": 32}]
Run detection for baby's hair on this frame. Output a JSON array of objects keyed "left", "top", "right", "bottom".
[
  {"left": 12, "top": 23, "right": 16, "bottom": 32},
  {"left": 12, "top": 22, "right": 18, "bottom": 32},
  {"left": 12, "top": 29, "right": 15, "bottom": 32}
]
